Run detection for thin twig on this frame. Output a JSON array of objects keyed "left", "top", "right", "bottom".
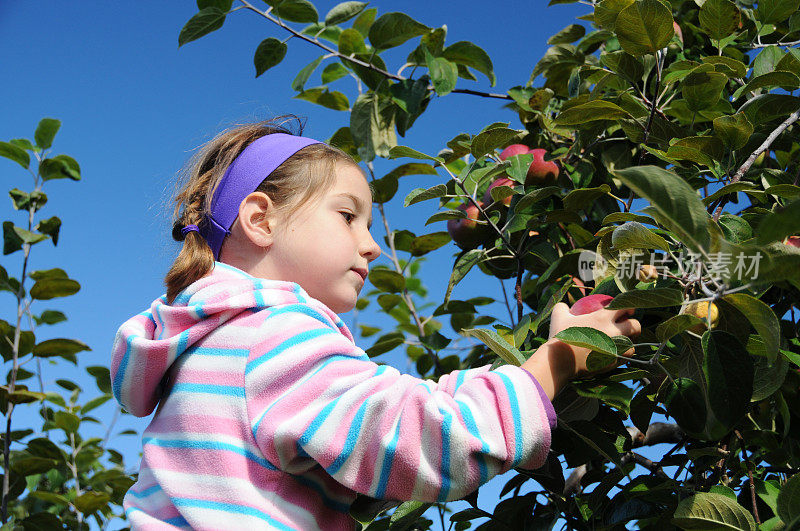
[
  {"left": 714, "top": 108, "right": 800, "bottom": 221},
  {"left": 365, "top": 162, "right": 441, "bottom": 374},
  {"left": 238, "top": 0, "right": 511, "bottom": 101}
]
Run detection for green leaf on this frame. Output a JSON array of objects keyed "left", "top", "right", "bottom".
[
  {"left": 656, "top": 314, "right": 704, "bottom": 342},
  {"left": 426, "top": 209, "right": 465, "bottom": 225},
  {"left": 291, "top": 56, "right": 324, "bottom": 92},
  {"left": 324, "top": 1, "right": 367, "bottom": 25},
  {"left": 723, "top": 293, "right": 779, "bottom": 364},
  {"left": 462, "top": 328, "right": 526, "bottom": 366},
  {"left": 665, "top": 377, "right": 707, "bottom": 434},
  {"left": 601, "top": 51, "right": 644, "bottom": 85},
  {"left": 33, "top": 118, "right": 60, "bottom": 150},
  {"left": 254, "top": 38, "right": 288, "bottom": 77},
  {"left": 441, "top": 41, "right": 496, "bottom": 86},
  {"left": 672, "top": 492, "right": 757, "bottom": 530},
  {"left": 602, "top": 212, "right": 656, "bottom": 225},
  {"left": 74, "top": 491, "right": 111, "bottom": 514},
  {"left": 594, "top": 0, "right": 635, "bottom": 31},
  {"left": 699, "top": 0, "right": 741, "bottom": 41},
  {"left": 389, "top": 145, "right": 443, "bottom": 164},
  {"left": 178, "top": 7, "right": 226, "bottom": 46},
  {"left": 777, "top": 473, "right": 800, "bottom": 529},
  {"left": 702, "top": 330, "right": 753, "bottom": 430},
  {"left": 751, "top": 351, "right": 788, "bottom": 401},
  {"left": 2, "top": 223, "right": 47, "bottom": 255},
  {"left": 776, "top": 48, "right": 800, "bottom": 77},
  {"left": 29, "top": 268, "right": 67, "bottom": 281},
  {"left": 54, "top": 410, "right": 80, "bottom": 433},
  {"left": 294, "top": 87, "right": 350, "bottom": 111},
  {"left": 29, "top": 278, "right": 80, "bottom": 300},
  {"left": 732, "top": 71, "right": 800, "bottom": 100},
  {"left": 606, "top": 287, "right": 683, "bottom": 309},
  {"left": 350, "top": 94, "right": 397, "bottom": 161},
  {"left": 610, "top": 221, "right": 670, "bottom": 251},
  {"left": 80, "top": 394, "right": 112, "bottom": 415},
  {"left": 756, "top": 198, "right": 800, "bottom": 245},
  {"left": 702, "top": 56, "right": 748, "bottom": 78},
  {"left": 445, "top": 249, "right": 484, "bottom": 304},
  {"left": 612, "top": 166, "right": 710, "bottom": 253},
  {"left": 35, "top": 216, "right": 60, "bottom": 246},
  {"left": 33, "top": 338, "right": 91, "bottom": 359},
  {"left": 352, "top": 6, "right": 376, "bottom": 36},
  {"left": 8, "top": 189, "right": 47, "bottom": 212},
  {"left": 563, "top": 185, "right": 611, "bottom": 211},
  {"left": 470, "top": 128, "right": 520, "bottom": 160},
  {"left": 0, "top": 141, "right": 30, "bottom": 169},
  {"left": 404, "top": 184, "right": 447, "bottom": 207},
  {"left": 614, "top": 0, "right": 674, "bottom": 56},
  {"left": 682, "top": 69, "right": 728, "bottom": 112},
  {"left": 756, "top": 0, "right": 800, "bottom": 25},
  {"left": 425, "top": 50, "right": 458, "bottom": 96},
  {"left": 87, "top": 366, "right": 111, "bottom": 394},
  {"left": 33, "top": 310, "right": 66, "bottom": 326},
  {"left": 321, "top": 63, "right": 348, "bottom": 84},
  {"left": 368, "top": 12, "right": 430, "bottom": 50},
  {"left": 28, "top": 491, "right": 70, "bottom": 506},
  {"left": 410, "top": 232, "right": 450, "bottom": 256},
  {"left": 703, "top": 183, "right": 759, "bottom": 207},
  {"left": 765, "top": 184, "right": 800, "bottom": 200},
  {"left": 368, "top": 269, "right": 405, "bottom": 292},
  {"left": 197, "top": 0, "right": 232, "bottom": 9},
  {"left": 554, "top": 326, "right": 617, "bottom": 356},
  {"left": 548, "top": 24, "right": 586, "bottom": 44},
  {"left": 40, "top": 154, "right": 81, "bottom": 181},
  {"left": 712, "top": 113, "right": 753, "bottom": 150},
  {"left": 554, "top": 100, "right": 631, "bottom": 125},
  {"left": 264, "top": 0, "right": 318, "bottom": 23},
  {"left": 338, "top": 27, "right": 366, "bottom": 55}
]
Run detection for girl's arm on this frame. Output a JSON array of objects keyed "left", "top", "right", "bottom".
[{"left": 245, "top": 304, "right": 556, "bottom": 503}]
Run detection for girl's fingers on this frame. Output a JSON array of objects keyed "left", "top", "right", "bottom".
[
  {"left": 616, "top": 318, "right": 642, "bottom": 338},
  {"left": 610, "top": 307, "right": 635, "bottom": 321}
]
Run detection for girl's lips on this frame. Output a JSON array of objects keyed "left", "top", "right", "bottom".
[{"left": 351, "top": 268, "right": 368, "bottom": 281}]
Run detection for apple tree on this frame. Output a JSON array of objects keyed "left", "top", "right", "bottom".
[
  {"left": 181, "top": 0, "right": 800, "bottom": 529},
  {"left": 0, "top": 120, "right": 136, "bottom": 529}
]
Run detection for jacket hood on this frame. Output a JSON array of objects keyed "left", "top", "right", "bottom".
[{"left": 110, "top": 262, "right": 352, "bottom": 417}]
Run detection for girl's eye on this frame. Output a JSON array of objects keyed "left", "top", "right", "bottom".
[{"left": 340, "top": 211, "right": 355, "bottom": 224}]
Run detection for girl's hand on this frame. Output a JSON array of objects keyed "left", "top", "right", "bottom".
[{"left": 547, "top": 301, "right": 641, "bottom": 379}]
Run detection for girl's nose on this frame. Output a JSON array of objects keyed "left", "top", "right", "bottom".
[{"left": 361, "top": 232, "right": 381, "bottom": 262}]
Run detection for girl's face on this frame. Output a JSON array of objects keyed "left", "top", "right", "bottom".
[{"left": 266, "top": 164, "right": 381, "bottom": 313}]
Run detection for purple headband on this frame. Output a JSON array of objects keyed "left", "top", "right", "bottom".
[{"left": 201, "top": 133, "right": 321, "bottom": 259}]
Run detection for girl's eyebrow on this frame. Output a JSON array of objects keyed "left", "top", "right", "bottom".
[{"left": 336, "top": 192, "right": 373, "bottom": 229}]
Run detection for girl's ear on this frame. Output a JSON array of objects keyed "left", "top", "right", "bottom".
[{"left": 238, "top": 191, "right": 277, "bottom": 248}]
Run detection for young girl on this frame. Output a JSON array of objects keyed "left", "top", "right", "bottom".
[{"left": 111, "top": 117, "right": 641, "bottom": 530}]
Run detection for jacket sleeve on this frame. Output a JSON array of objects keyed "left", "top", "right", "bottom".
[{"left": 244, "top": 303, "right": 555, "bottom": 503}]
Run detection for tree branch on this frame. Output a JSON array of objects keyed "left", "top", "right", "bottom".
[
  {"left": 563, "top": 423, "right": 684, "bottom": 495},
  {"left": 238, "top": 0, "right": 512, "bottom": 101},
  {"left": 713, "top": 108, "right": 800, "bottom": 221}
]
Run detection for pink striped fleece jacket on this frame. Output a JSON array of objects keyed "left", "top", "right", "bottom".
[{"left": 111, "top": 262, "right": 557, "bottom": 530}]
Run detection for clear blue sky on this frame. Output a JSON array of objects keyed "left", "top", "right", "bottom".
[{"left": 1, "top": 1, "right": 669, "bottom": 529}]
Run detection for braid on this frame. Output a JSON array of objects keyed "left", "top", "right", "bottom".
[{"left": 165, "top": 174, "right": 215, "bottom": 304}]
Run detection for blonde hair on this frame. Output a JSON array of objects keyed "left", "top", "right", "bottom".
[{"left": 165, "top": 115, "right": 361, "bottom": 303}]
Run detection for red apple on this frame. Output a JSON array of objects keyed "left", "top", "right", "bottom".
[
  {"left": 499, "top": 144, "right": 531, "bottom": 161},
  {"left": 447, "top": 202, "right": 486, "bottom": 250},
  {"left": 482, "top": 177, "right": 515, "bottom": 207},
  {"left": 569, "top": 294, "right": 614, "bottom": 315},
  {"left": 785, "top": 235, "right": 800, "bottom": 248},
  {"left": 526, "top": 148, "right": 560, "bottom": 186}
]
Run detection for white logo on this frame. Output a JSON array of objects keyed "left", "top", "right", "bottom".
[{"left": 577, "top": 250, "right": 607, "bottom": 282}]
